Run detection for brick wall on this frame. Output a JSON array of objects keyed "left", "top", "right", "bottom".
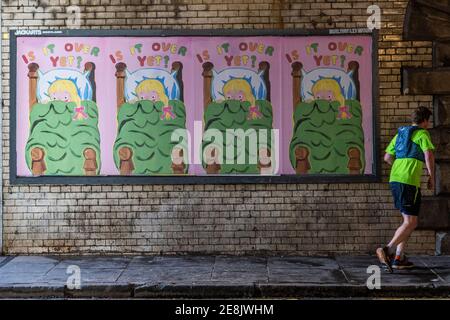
[{"left": 0, "top": 0, "right": 437, "bottom": 255}]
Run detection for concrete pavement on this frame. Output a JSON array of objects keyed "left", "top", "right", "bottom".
[{"left": 0, "top": 255, "right": 449, "bottom": 298}]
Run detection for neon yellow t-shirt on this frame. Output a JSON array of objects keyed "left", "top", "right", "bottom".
[{"left": 385, "top": 128, "right": 435, "bottom": 187}]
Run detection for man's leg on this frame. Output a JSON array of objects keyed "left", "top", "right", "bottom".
[
  {"left": 387, "top": 214, "right": 418, "bottom": 250},
  {"left": 377, "top": 214, "right": 418, "bottom": 272},
  {"left": 396, "top": 241, "right": 406, "bottom": 259}
]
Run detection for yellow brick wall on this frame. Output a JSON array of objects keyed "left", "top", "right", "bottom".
[{"left": 0, "top": 0, "right": 437, "bottom": 255}]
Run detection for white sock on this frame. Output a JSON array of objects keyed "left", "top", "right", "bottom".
[{"left": 395, "top": 247, "right": 404, "bottom": 260}]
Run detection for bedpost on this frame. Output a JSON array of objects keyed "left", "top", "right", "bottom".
[
  {"left": 83, "top": 148, "right": 98, "bottom": 176},
  {"left": 257, "top": 61, "right": 272, "bottom": 174},
  {"left": 31, "top": 147, "right": 46, "bottom": 176},
  {"left": 84, "top": 62, "right": 96, "bottom": 103},
  {"left": 28, "top": 63, "right": 39, "bottom": 111},
  {"left": 202, "top": 62, "right": 214, "bottom": 110},
  {"left": 115, "top": 62, "right": 127, "bottom": 109},
  {"left": 119, "top": 147, "right": 134, "bottom": 175},
  {"left": 258, "top": 61, "right": 271, "bottom": 102},
  {"left": 347, "top": 147, "right": 362, "bottom": 174},
  {"left": 171, "top": 61, "right": 184, "bottom": 102},
  {"left": 291, "top": 62, "right": 303, "bottom": 111},
  {"left": 171, "top": 61, "right": 186, "bottom": 174},
  {"left": 348, "top": 61, "right": 360, "bottom": 101}
]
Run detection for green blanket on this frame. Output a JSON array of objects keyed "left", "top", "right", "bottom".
[
  {"left": 289, "top": 99, "right": 365, "bottom": 174},
  {"left": 202, "top": 100, "right": 273, "bottom": 174},
  {"left": 113, "top": 100, "right": 188, "bottom": 175},
  {"left": 25, "top": 100, "right": 101, "bottom": 175}
]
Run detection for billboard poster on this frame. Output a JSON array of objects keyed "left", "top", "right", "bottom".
[{"left": 11, "top": 30, "right": 378, "bottom": 183}]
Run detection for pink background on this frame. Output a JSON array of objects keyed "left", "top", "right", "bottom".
[
  {"left": 281, "top": 36, "right": 374, "bottom": 174},
  {"left": 16, "top": 35, "right": 374, "bottom": 176},
  {"left": 191, "top": 36, "right": 282, "bottom": 175}
]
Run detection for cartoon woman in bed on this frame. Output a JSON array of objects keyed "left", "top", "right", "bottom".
[
  {"left": 48, "top": 79, "right": 88, "bottom": 121},
  {"left": 223, "top": 78, "right": 263, "bottom": 120},
  {"left": 311, "top": 78, "right": 351, "bottom": 120},
  {"left": 135, "top": 79, "right": 176, "bottom": 120}
]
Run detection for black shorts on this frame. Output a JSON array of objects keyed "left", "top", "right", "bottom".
[{"left": 390, "top": 182, "right": 421, "bottom": 216}]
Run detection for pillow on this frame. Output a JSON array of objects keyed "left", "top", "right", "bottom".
[
  {"left": 124, "top": 68, "right": 180, "bottom": 102},
  {"left": 211, "top": 67, "right": 267, "bottom": 101},
  {"left": 37, "top": 68, "right": 93, "bottom": 103},
  {"left": 301, "top": 67, "right": 356, "bottom": 101}
]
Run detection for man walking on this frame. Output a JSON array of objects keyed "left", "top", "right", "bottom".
[{"left": 376, "top": 106, "right": 435, "bottom": 272}]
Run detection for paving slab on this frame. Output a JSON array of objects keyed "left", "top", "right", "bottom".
[
  {"left": 149, "top": 256, "right": 215, "bottom": 268},
  {"left": 127, "top": 256, "right": 156, "bottom": 267},
  {"left": 211, "top": 270, "right": 267, "bottom": 283},
  {"left": 0, "top": 272, "right": 48, "bottom": 285},
  {"left": 0, "top": 256, "right": 59, "bottom": 274},
  {"left": 416, "top": 255, "right": 450, "bottom": 269},
  {"left": 54, "top": 256, "right": 131, "bottom": 269},
  {"left": 6, "top": 256, "right": 60, "bottom": 264},
  {"left": 43, "top": 267, "right": 125, "bottom": 284},
  {"left": 335, "top": 255, "right": 381, "bottom": 268},
  {"left": 430, "top": 271, "right": 450, "bottom": 283},
  {"left": 0, "top": 254, "right": 449, "bottom": 298},
  {"left": 342, "top": 267, "right": 442, "bottom": 286},
  {"left": 117, "top": 266, "right": 212, "bottom": 284},
  {"left": 214, "top": 256, "right": 267, "bottom": 272},
  {"left": 268, "top": 268, "right": 346, "bottom": 284},
  {"left": 269, "top": 256, "right": 339, "bottom": 270}
]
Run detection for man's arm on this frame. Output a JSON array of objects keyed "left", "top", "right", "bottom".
[
  {"left": 424, "top": 150, "right": 435, "bottom": 190},
  {"left": 384, "top": 153, "right": 394, "bottom": 166}
]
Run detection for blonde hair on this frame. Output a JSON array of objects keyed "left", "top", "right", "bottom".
[
  {"left": 312, "top": 78, "right": 345, "bottom": 107},
  {"left": 48, "top": 79, "right": 81, "bottom": 107},
  {"left": 223, "top": 79, "right": 255, "bottom": 106},
  {"left": 135, "top": 79, "right": 169, "bottom": 105}
]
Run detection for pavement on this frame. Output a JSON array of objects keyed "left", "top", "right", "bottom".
[{"left": 0, "top": 255, "right": 450, "bottom": 298}]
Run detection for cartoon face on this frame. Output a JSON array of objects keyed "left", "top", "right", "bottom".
[
  {"left": 138, "top": 90, "right": 160, "bottom": 102},
  {"left": 314, "top": 90, "right": 335, "bottom": 101},
  {"left": 50, "top": 90, "right": 71, "bottom": 102},
  {"left": 225, "top": 90, "right": 246, "bottom": 102}
]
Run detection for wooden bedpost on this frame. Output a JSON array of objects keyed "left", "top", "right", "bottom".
[
  {"left": 28, "top": 63, "right": 39, "bottom": 111},
  {"left": 171, "top": 61, "right": 184, "bottom": 102},
  {"left": 82, "top": 63, "right": 98, "bottom": 176},
  {"left": 204, "top": 146, "right": 221, "bottom": 174},
  {"left": 115, "top": 62, "right": 127, "bottom": 109},
  {"left": 202, "top": 62, "right": 214, "bottom": 110},
  {"left": 295, "top": 146, "right": 310, "bottom": 174},
  {"left": 258, "top": 148, "right": 272, "bottom": 175},
  {"left": 28, "top": 63, "right": 46, "bottom": 175},
  {"left": 201, "top": 62, "right": 221, "bottom": 174},
  {"left": 31, "top": 147, "right": 46, "bottom": 176},
  {"left": 84, "top": 62, "right": 96, "bottom": 102},
  {"left": 257, "top": 61, "right": 272, "bottom": 174},
  {"left": 348, "top": 61, "right": 360, "bottom": 101},
  {"left": 347, "top": 147, "right": 362, "bottom": 174},
  {"left": 171, "top": 148, "right": 186, "bottom": 174},
  {"left": 291, "top": 62, "right": 303, "bottom": 111},
  {"left": 83, "top": 148, "right": 98, "bottom": 176},
  {"left": 119, "top": 147, "right": 134, "bottom": 175},
  {"left": 171, "top": 62, "right": 186, "bottom": 174},
  {"left": 258, "top": 61, "right": 271, "bottom": 102}
]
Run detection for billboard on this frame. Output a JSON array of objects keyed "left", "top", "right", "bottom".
[{"left": 10, "top": 29, "right": 379, "bottom": 184}]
